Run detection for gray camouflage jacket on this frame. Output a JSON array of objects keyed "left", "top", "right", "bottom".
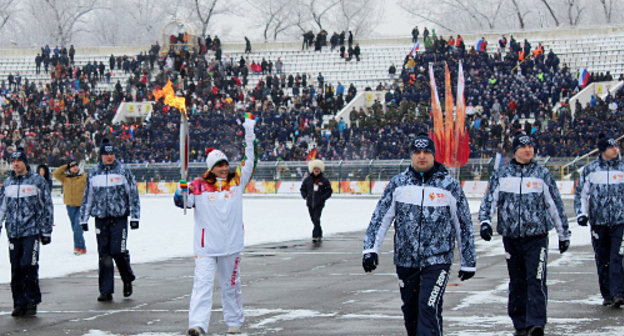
[
  {"left": 479, "top": 159, "right": 570, "bottom": 240},
  {"left": 80, "top": 160, "right": 140, "bottom": 223},
  {"left": 363, "top": 163, "right": 476, "bottom": 271},
  {"left": 0, "top": 170, "right": 53, "bottom": 239},
  {"left": 574, "top": 155, "right": 624, "bottom": 226}
]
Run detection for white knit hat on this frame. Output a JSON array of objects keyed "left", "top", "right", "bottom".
[
  {"left": 205, "top": 148, "right": 229, "bottom": 171},
  {"left": 308, "top": 159, "right": 325, "bottom": 173}
]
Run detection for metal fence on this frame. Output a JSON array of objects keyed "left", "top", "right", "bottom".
[
  {"left": 108, "top": 157, "right": 581, "bottom": 184},
  {"left": 2, "top": 156, "right": 581, "bottom": 195}
]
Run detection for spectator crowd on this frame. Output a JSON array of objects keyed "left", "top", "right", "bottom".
[{"left": 0, "top": 30, "right": 621, "bottom": 173}]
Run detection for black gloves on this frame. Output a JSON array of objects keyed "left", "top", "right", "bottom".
[
  {"left": 130, "top": 220, "right": 139, "bottom": 230},
  {"left": 362, "top": 252, "right": 378, "bottom": 272},
  {"left": 458, "top": 270, "right": 475, "bottom": 281},
  {"left": 40, "top": 234, "right": 51, "bottom": 245},
  {"left": 81, "top": 223, "right": 88, "bottom": 231},
  {"left": 559, "top": 240, "right": 570, "bottom": 254},
  {"left": 480, "top": 223, "right": 493, "bottom": 241},
  {"left": 577, "top": 215, "right": 588, "bottom": 226}
]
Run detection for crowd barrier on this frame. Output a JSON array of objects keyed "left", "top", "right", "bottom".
[{"left": 136, "top": 180, "right": 578, "bottom": 196}]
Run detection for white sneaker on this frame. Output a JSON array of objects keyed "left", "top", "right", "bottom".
[
  {"left": 187, "top": 326, "right": 205, "bottom": 336},
  {"left": 227, "top": 326, "right": 241, "bottom": 334}
]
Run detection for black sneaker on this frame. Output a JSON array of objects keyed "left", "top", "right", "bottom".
[
  {"left": 123, "top": 281, "right": 133, "bottom": 297},
  {"left": 97, "top": 293, "right": 113, "bottom": 302},
  {"left": 527, "top": 325, "right": 544, "bottom": 336},
  {"left": 513, "top": 328, "right": 528, "bottom": 336},
  {"left": 612, "top": 296, "right": 624, "bottom": 308},
  {"left": 23, "top": 305, "right": 37, "bottom": 317},
  {"left": 11, "top": 308, "right": 25, "bottom": 317},
  {"left": 603, "top": 298, "right": 614, "bottom": 306}
]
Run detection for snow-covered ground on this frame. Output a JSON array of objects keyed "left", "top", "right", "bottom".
[
  {"left": 0, "top": 195, "right": 402, "bottom": 283},
  {"left": 1, "top": 196, "right": 608, "bottom": 336},
  {"left": 0, "top": 196, "right": 590, "bottom": 285}
]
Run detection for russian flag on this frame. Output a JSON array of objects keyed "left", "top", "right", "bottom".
[
  {"left": 409, "top": 42, "right": 420, "bottom": 57},
  {"left": 578, "top": 68, "right": 590, "bottom": 88}
]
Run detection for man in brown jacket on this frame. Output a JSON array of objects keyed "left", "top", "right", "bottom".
[{"left": 53, "top": 161, "right": 88, "bottom": 255}]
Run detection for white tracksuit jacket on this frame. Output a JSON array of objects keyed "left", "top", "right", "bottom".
[{"left": 174, "top": 128, "right": 257, "bottom": 256}]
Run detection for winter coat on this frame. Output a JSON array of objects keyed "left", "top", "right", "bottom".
[
  {"left": 300, "top": 173, "right": 332, "bottom": 208},
  {"left": 0, "top": 170, "right": 53, "bottom": 239},
  {"left": 574, "top": 155, "right": 624, "bottom": 226},
  {"left": 173, "top": 130, "right": 257, "bottom": 257},
  {"left": 36, "top": 164, "right": 53, "bottom": 191},
  {"left": 479, "top": 159, "right": 570, "bottom": 240},
  {"left": 363, "top": 163, "right": 476, "bottom": 271},
  {"left": 80, "top": 160, "right": 140, "bottom": 223},
  {"left": 53, "top": 164, "right": 87, "bottom": 207}
]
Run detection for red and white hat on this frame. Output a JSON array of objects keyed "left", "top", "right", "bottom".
[{"left": 205, "top": 148, "right": 228, "bottom": 171}]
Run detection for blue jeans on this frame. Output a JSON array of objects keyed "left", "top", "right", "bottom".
[{"left": 66, "top": 206, "right": 86, "bottom": 250}]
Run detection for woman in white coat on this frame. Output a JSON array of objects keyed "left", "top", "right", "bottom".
[{"left": 174, "top": 118, "right": 257, "bottom": 336}]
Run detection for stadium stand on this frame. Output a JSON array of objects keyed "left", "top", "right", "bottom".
[{"left": 0, "top": 26, "right": 621, "bottom": 171}]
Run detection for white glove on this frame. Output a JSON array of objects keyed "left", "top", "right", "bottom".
[{"left": 243, "top": 118, "right": 256, "bottom": 139}]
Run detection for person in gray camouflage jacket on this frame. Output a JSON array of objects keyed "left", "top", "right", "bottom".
[
  {"left": 0, "top": 148, "right": 53, "bottom": 317},
  {"left": 362, "top": 133, "right": 476, "bottom": 336},
  {"left": 80, "top": 139, "right": 140, "bottom": 302},
  {"left": 574, "top": 135, "right": 624, "bottom": 308},
  {"left": 479, "top": 132, "right": 570, "bottom": 336}
]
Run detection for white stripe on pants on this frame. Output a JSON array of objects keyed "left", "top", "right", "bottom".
[{"left": 188, "top": 253, "right": 244, "bottom": 331}]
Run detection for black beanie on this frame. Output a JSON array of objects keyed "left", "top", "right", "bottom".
[
  {"left": 67, "top": 160, "right": 78, "bottom": 168},
  {"left": 10, "top": 147, "right": 28, "bottom": 165},
  {"left": 597, "top": 134, "right": 617, "bottom": 153},
  {"left": 410, "top": 133, "right": 436, "bottom": 156},
  {"left": 99, "top": 138, "right": 115, "bottom": 155},
  {"left": 512, "top": 132, "right": 533, "bottom": 153}
]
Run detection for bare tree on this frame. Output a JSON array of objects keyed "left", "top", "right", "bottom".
[
  {"left": 124, "top": 0, "right": 169, "bottom": 41},
  {"left": 597, "top": 0, "right": 614, "bottom": 23},
  {"left": 538, "top": 0, "right": 560, "bottom": 26},
  {"left": 29, "top": 0, "right": 99, "bottom": 45},
  {"left": 337, "top": 0, "right": 384, "bottom": 37},
  {"left": 308, "top": 0, "right": 341, "bottom": 31},
  {"left": 190, "top": 0, "right": 228, "bottom": 38},
  {"left": 563, "top": 0, "right": 584, "bottom": 25},
  {"left": 0, "top": 0, "right": 16, "bottom": 31},
  {"left": 509, "top": 0, "right": 527, "bottom": 29},
  {"left": 245, "top": 0, "right": 295, "bottom": 41},
  {"left": 399, "top": 0, "right": 507, "bottom": 32}
]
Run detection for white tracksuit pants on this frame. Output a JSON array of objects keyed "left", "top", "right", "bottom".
[{"left": 188, "top": 253, "right": 244, "bottom": 331}]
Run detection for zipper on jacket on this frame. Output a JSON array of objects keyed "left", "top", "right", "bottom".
[
  {"left": 418, "top": 172, "right": 425, "bottom": 266},
  {"left": 607, "top": 164, "right": 611, "bottom": 224},
  {"left": 105, "top": 167, "right": 110, "bottom": 217},
  {"left": 519, "top": 165, "right": 523, "bottom": 235},
  {"left": 311, "top": 177, "right": 317, "bottom": 206},
  {"left": 15, "top": 175, "right": 21, "bottom": 235}
]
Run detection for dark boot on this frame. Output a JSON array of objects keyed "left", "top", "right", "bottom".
[
  {"left": 97, "top": 293, "right": 113, "bottom": 302},
  {"left": 612, "top": 296, "right": 624, "bottom": 308},
  {"left": 527, "top": 326, "right": 544, "bottom": 336},
  {"left": 123, "top": 281, "right": 133, "bottom": 297},
  {"left": 11, "top": 308, "right": 25, "bottom": 317},
  {"left": 513, "top": 328, "right": 528, "bottom": 336},
  {"left": 23, "top": 305, "right": 37, "bottom": 317}
]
